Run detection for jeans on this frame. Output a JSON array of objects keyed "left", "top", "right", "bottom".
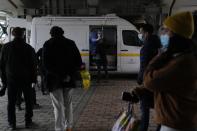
[
  {"left": 50, "top": 88, "right": 73, "bottom": 131},
  {"left": 139, "top": 91, "right": 154, "bottom": 131},
  {"left": 160, "top": 125, "right": 197, "bottom": 131}
]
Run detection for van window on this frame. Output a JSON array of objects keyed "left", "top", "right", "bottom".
[{"left": 122, "top": 30, "right": 140, "bottom": 46}]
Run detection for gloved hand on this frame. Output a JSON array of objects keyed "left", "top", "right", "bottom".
[
  {"left": 132, "top": 85, "right": 146, "bottom": 96},
  {"left": 0, "top": 86, "right": 6, "bottom": 97},
  {"left": 130, "top": 91, "right": 140, "bottom": 103}
]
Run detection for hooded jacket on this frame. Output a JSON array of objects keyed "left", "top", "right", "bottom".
[{"left": 144, "top": 51, "right": 197, "bottom": 129}]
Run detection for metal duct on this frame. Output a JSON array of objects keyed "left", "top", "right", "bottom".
[
  {"left": 21, "top": 0, "right": 46, "bottom": 8},
  {"left": 8, "top": 0, "right": 18, "bottom": 9},
  {"left": 57, "top": 0, "right": 60, "bottom": 14}
]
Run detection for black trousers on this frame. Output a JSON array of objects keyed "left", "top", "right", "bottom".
[
  {"left": 7, "top": 83, "right": 33, "bottom": 125},
  {"left": 96, "top": 58, "right": 108, "bottom": 79},
  {"left": 16, "top": 88, "right": 23, "bottom": 106}
]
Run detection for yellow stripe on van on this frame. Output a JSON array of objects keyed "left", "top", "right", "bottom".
[
  {"left": 80, "top": 53, "right": 89, "bottom": 56},
  {"left": 118, "top": 53, "right": 140, "bottom": 57}
]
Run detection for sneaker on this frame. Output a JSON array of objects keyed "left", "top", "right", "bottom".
[{"left": 8, "top": 124, "right": 16, "bottom": 130}]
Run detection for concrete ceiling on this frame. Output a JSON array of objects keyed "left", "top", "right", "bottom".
[
  {"left": 162, "top": 0, "right": 197, "bottom": 14},
  {"left": 0, "top": 0, "right": 196, "bottom": 17}
]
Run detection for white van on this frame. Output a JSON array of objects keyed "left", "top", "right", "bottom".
[
  {"left": 30, "top": 14, "right": 141, "bottom": 73},
  {"left": 7, "top": 15, "right": 141, "bottom": 73}
]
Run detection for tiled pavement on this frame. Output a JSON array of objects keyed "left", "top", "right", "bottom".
[
  {"left": 74, "top": 79, "right": 157, "bottom": 131},
  {"left": 0, "top": 76, "right": 157, "bottom": 131}
]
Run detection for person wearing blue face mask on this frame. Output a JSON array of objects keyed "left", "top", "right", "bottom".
[
  {"left": 159, "top": 27, "right": 171, "bottom": 52},
  {"left": 137, "top": 24, "right": 161, "bottom": 86},
  {"left": 144, "top": 11, "right": 197, "bottom": 131},
  {"left": 138, "top": 33, "right": 144, "bottom": 42},
  {"left": 160, "top": 34, "right": 169, "bottom": 49},
  {"left": 133, "top": 24, "right": 161, "bottom": 131}
]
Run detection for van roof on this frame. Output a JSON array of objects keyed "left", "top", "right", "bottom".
[
  {"left": 32, "top": 14, "right": 136, "bottom": 27},
  {"left": 37, "top": 13, "right": 120, "bottom": 20}
]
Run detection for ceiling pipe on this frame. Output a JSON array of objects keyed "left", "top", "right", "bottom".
[
  {"left": 57, "top": 0, "right": 60, "bottom": 15},
  {"left": 63, "top": 0, "right": 66, "bottom": 15},
  {"left": 8, "top": 0, "right": 18, "bottom": 9},
  {"left": 169, "top": 0, "right": 176, "bottom": 16},
  {"left": 49, "top": 0, "right": 52, "bottom": 14}
]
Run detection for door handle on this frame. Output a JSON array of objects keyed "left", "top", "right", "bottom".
[
  {"left": 81, "top": 49, "right": 89, "bottom": 51},
  {"left": 120, "top": 49, "right": 128, "bottom": 51}
]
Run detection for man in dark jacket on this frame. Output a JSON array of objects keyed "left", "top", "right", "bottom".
[
  {"left": 135, "top": 24, "right": 161, "bottom": 131},
  {"left": 42, "top": 26, "right": 82, "bottom": 131},
  {"left": 0, "top": 27, "right": 37, "bottom": 130}
]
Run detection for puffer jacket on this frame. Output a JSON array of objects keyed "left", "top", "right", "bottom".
[{"left": 144, "top": 52, "right": 197, "bottom": 129}]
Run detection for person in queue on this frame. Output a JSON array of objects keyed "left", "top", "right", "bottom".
[
  {"left": 42, "top": 26, "right": 82, "bottom": 131},
  {"left": 144, "top": 11, "right": 197, "bottom": 131}
]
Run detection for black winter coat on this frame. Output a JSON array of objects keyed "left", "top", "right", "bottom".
[
  {"left": 0, "top": 38, "right": 37, "bottom": 86},
  {"left": 42, "top": 36, "right": 82, "bottom": 91},
  {"left": 137, "top": 35, "right": 161, "bottom": 85}
]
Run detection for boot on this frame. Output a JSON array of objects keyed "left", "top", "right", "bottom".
[{"left": 66, "top": 128, "right": 72, "bottom": 131}]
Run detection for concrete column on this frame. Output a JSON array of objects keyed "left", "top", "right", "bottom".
[{"left": 52, "top": 0, "right": 57, "bottom": 15}]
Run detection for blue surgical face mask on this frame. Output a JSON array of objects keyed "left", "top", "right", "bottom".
[
  {"left": 138, "top": 33, "right": 144, "bottom": 42},
  {"left": 160, "top": 34, "right": 169, "bottom": 48}
]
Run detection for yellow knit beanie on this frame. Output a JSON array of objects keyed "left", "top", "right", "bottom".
[{"left": 164, "top": 11, "right": 194, "bottom": 39}]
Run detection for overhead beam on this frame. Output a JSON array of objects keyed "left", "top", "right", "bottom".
[
  {"left": 169, "top": 0, "right": 176, "bottom": 16},
  {"left": 21, "top": 0, "right": 47, "bottom": 8},
  {"left": 8, "top": 0, "right": 18, "bottom": 9}
]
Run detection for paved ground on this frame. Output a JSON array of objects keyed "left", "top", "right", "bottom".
[{"left": 0, "top": 75, "right": 157, "bottom": 131}]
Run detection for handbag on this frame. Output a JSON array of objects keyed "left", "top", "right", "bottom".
[
  {"left": 112, "top": 103, "right": 140, "bottom": 131},
  {"left": 125, "top": 116, "right": 140, "bottom": 131}
]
